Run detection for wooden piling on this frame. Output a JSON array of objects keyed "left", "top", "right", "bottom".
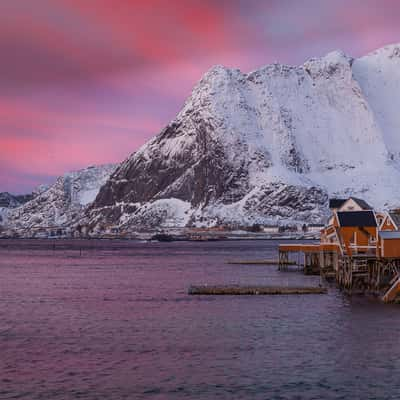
[{"left": 277, "top": 243, "right": 400, "bottom": 301}]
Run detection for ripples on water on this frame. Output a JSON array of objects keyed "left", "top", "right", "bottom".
[{"left": 0, "top": 239, "right": 399, "bottom": 399}]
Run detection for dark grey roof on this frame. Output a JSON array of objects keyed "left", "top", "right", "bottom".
[
  {"left": 379, "top": 231, "right": 400, "bottom": 240},
  {"left": 389, "top": 213, "right": 400, "bottom": 229},
  {"left": 337, "top": 211, "right": 377, "bottom": 227},
  {"left": 349, "top": 197, "right": 372, "bottom": 210},
  {"left": 329, "top": 198, "right": 347, "bottom": 209}
]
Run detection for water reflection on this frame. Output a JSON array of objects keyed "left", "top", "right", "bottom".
[{"left": 0, "top": 240, "right": 399, "bottom": 399}]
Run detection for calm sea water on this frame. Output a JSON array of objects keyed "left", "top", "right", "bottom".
[{"left": 0, "top": 239, "right": 399, "bottom": 400}]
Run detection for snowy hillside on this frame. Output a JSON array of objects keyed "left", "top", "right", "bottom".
[
  {"left": 4, "top": 164, "right": 116, "bottom": 236},
  {"left": 0, "top": 192, "right": 33, "bottom": 225},
  {"left": 84, "top": 43, "right": 400, "bottom": 232}
]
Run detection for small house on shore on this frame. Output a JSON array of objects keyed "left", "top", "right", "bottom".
[
  {"left": 377, "top": 231, "right": 400, "bottom": 258},
  {"left": 323, "top": 199, "right": 400, "bottom": 257},
  {"left": 334, "top": 210, "right": 377, "bottom": 256},
  {"left": 322, "top": 198, "right": 379, "bottom": 256},
  {"left": 280, "top": 196, "right": 400, "bottom": 302}
]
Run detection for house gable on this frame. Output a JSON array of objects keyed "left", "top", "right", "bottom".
[
  {"left": 380, "top": 213, "right": 398, "bottom": 231},
  {"left": 339, "top": 197, "right": 372, "bottom": 212}
]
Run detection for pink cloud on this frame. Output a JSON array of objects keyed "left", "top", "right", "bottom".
[
  {"left": 0, "top": 95, "right": 164, "bottom": 192},
  {"left": 2, "top": 0, "right": 400, "bottom": 193}
]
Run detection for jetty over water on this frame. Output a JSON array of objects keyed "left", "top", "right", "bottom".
[
  {"left": 279, "top": 197, "right": 400, "bottom": 303},
  {"left": 278, "top": 243, "right": 340, "bottom": 275}
]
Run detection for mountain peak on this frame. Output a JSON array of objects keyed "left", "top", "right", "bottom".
[
  {"left": 363, "top": 43, "right": 400, "bottom": 59},
  {"left": 2, "top": 164, "right": 117, "bottom": 236},
  {"left": 4, "top": 44, "right": 400, "bottom": 236},
  {"left": 79, "top": 44, "right": 400, "bottom": 232}
]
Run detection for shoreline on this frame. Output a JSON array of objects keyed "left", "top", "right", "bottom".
[
  {"left": 0, "top": 236, "right": 318, "bottom": 251},
  {"left": 0, "top": 235, "right": 319, "bottom": 242}
]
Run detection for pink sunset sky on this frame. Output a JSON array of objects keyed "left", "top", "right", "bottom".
[{"left": 2, "top": 0, "right": 400, "bottom": 193}]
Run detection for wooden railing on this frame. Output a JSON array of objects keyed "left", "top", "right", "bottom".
[{"left": 349, "top": 244, "right": 377, "bottom": 255}]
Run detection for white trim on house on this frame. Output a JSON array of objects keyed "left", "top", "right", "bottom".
[
  {"left": 379, "top": 212, "right": 398, "bottom": 231},
  {"left": 388, "top": 213, "right": 399, "bottom": 230}
]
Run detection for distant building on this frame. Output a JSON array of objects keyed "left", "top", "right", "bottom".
[
  {"left": 262, "top": 225, "right": 279, "bottom": 234},
  {"left": 307, "top": 224, "right": 325, "bottom": 233}
]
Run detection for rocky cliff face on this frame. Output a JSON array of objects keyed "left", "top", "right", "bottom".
[
  {"left": 3, "top": 164, "right": 116, "bottom": 236},
  {"left": 85, "top": 44, "right": 400, "bottom": 232},
  {"left": 0, "top": 192, "right": 34, "bottom": 225}
]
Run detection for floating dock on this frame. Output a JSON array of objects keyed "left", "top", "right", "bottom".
[
  {"left": 227, "top": 259, "right": 296, "bottom": 265},
  {"left": 188, "top": 285, "right": 327, "bottom": 296}
]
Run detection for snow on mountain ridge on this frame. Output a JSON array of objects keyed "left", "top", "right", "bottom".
[
  {"left": 61, "top": 164, "right": 118, "bottom": 206},
  {"left": 3, "top": 164, "right": 117, "bottom": 235},
  {"left": 176, "top": 50, "right": 389, "bottom": 177},
  {"left": 85, "top": 45, "right": 400, "bottom": 231},
  {"left": 6, "top": 44, "right": 400, "bottom": 234},
  {"left": 352, "top": 43, "right": 400, "bottom": 163},
  {"left": 176, "top": 49, "right": 392, "bottom": 187},
  {"left": 0, "top": 192, "right": 34, "bottom": 226}
]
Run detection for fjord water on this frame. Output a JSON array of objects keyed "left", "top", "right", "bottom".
[{"left": 1, "top": 240, "right": 399, "bottom": 400}]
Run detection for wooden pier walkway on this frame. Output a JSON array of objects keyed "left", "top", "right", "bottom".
[
  {"left": 278, "top": 243, "right": 340, "bottom": 276},
  {"left": 278, "top": 243, "right": 400, "bottom": 302}
]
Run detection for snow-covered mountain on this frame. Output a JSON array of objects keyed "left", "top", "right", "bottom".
[
  {"left": 3, "top": 164, "right": 116, "bottom": 236},
  {"left": 0, "top": 192, "right": 33, "bottom": 225},
  {"left": 84, "top": 44, "right": 400, "bottom": 232},
  {"left": 0, "top": 192, "right": 33, "bottom": 208}
]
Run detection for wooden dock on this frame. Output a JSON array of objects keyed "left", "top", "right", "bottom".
[
  {"left": 278, "top": 243, "right": 400, "bottom": 302},
  {"left": 227, "top": 259, "right": 296, "bottom": 265},
  {"left": 188, "top": 285, "right": 327, "bottom": 295},
  {"left": 278, "top": 243, "right": 340, "bottom": 275}
]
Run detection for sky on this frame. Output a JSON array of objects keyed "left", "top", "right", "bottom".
[{"left": 2, "top": 0, "right": 400, "bottom": 194}]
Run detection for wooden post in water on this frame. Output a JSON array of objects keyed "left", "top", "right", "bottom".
[
  {"left": 278, "top": 250, "right": 290, "bottom": 271},
  {"left": 333, "top": 252, "right": 338, "bottom": 273},
  {"left": 319, "top": 250, "right": 325, "bottom": 277}
]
